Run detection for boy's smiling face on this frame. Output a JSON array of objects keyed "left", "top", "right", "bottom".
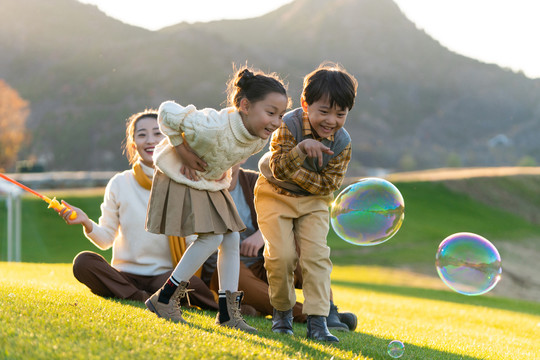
[{"left": 302, "top": 97, "right": 349, "bottom": 139}]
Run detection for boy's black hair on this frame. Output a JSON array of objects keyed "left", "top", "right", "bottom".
[{"left": 302, "top": 62, "right": 358, "bottom": 110}]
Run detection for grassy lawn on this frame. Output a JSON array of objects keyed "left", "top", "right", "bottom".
[
  {"left": 1, "top": 176, "right": 539, "bottom": 358},
  {"left": 1, "top": 263, "right": 538, "bottom": 359},
  {"left": 0, "top": 193, "right": 110, "bottom": 263}
]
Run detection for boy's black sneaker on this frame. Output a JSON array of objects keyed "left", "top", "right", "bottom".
[
  {"left": 272, "top": 308, "right": 294, "bottom": 335},
  {"left": 307, "top": 315, "right": 339, "bottom": 342}
]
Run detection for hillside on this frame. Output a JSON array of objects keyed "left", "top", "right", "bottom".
[{"left": 0, "top": 0, "right": 539, "bottom": 172}]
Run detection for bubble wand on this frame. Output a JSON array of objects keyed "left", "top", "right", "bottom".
[{"left": 0, "top": 173, "right": 77, "bottom": 220}]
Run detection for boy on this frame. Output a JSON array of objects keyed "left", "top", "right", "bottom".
[
  {"left": 255, "top": 62, "right": 357, "bottom": 342},
  {"left": 203, "top": 162, "right": 358, "bottom": 331}
]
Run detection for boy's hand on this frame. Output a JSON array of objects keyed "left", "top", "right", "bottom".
[
  {"left": 298, "top": 139, "right": 334, "bottom": 167},
  {"left": 175, "top": 143, "right": 207, "bottom": 181}
]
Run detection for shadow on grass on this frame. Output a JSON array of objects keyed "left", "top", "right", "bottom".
[
  {"left": 184, "top": 315, "right": 486, "bottom": 360},
  {"left": 149, "top": 314, "right": 485, "bottom": 360},
  {"left": 331, "top": 280, "right": 540, "bottom": 316},
  {"left": 112, "top": 298, "right": 485, "bottom": 360},
  {"left": 341, "top": 332, "right": 482, "bottom": 360}
]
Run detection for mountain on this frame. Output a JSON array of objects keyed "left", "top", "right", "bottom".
[{"left": 0, "top": 0, "right": 539, "bottom": 173}]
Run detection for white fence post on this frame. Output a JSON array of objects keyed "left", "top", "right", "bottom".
[
  {"left": 2, "top": 181, "right": 22, "bottom": 262},
  {"left": 15, "top": 194, "right": 21, "bottom": 262},
  {"left": 6, "top": 192, "right": 13, "bottom": 262}
]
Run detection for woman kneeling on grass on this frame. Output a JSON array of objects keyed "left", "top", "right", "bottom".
[{"left": 58, "top": 110, "right": 218, "bottom": 310}]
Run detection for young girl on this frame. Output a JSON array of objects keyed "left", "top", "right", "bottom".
[
  {"left": 145, "top": 67, "right": 289, "bottom": 333},
  {"left": 58, "top": 110, "right": 217, "bottom": 311}
]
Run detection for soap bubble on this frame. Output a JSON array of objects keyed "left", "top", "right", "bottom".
[
  {"left": 387, "top": 340, "right": 405, "bottom": 358},
  {"left": 330, "top": 178, "right": 405, "bottom": 246},
  {"left": 436, "top": 232, "right": 502, "bottom": 296}
]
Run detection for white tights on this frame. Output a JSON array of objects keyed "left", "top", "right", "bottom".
[{"left": 171, "top": 232, "right": 240, "bottom": 292}]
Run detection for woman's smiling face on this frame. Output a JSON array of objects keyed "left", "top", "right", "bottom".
[{"left": 134, "top": 117, "right": 164, "bottom": 167}]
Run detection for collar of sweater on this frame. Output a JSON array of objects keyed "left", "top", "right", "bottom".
[
  {"left": 140, "top": 161, "right": 154, "bottom": 178},
  {"left": 228, "top": 109, "right": 260, "bottom": 145}
]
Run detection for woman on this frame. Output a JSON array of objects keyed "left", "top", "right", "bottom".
[{"left": 59, "top": 109, "right": 217, "bottom": 310}]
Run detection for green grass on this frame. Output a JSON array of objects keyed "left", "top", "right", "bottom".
[
  {"left": 1, "top": 263, "right": 538, "bottom": 359},
  {"left": 3, "top": 180, "right": 540, "bottom": 269},
  {"left": 1, "top": 177, "right": 540, "bottom": 358},
  {"left": 0, "top": 194, "right": 110, "bottom": 263}
]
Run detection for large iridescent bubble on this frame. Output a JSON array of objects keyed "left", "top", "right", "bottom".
[
  {"left": 436, "top": 232, "right": 502, "bottom": 296},
  {"left": 330, "top": 178, "right": 405, "bottom": 246}
]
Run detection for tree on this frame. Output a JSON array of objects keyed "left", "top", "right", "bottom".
[
  {"left": 0, "top": 79, "right": 29, "bottom": 172},
  {"left": 446, "top": 152, "right": 462, "bottom": 168},
  {"left": 398, "top": 153, "right": 417, "bottom": 171},
  {"left": 516, "top": 155, "right": 537, "bottom": 167}
]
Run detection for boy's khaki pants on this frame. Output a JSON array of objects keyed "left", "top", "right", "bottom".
[{"left": 254, "top": 176, "right": 333, "bottom": 316}]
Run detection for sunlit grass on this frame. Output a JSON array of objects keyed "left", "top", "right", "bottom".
[
  {"left": 1, "top": 262, "right": 538, "bottom": 359},
  {"left": 1, "top": 174, "right": 539, "bottom": 358}
]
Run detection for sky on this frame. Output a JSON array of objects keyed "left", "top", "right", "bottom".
[{"left": 77, "top": 0, "right": 540, "bottom": 79}]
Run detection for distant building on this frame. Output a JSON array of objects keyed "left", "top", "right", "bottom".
[{"left": 488, "top": 134, "right": 512, "bottom": 148}]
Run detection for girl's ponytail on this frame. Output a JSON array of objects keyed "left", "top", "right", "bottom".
[
  {"left": 227, "top": 66, "right": 289, "bottom": 110},
  {"left": 236, "top": 69, "right": 255, "bottom": 89}
]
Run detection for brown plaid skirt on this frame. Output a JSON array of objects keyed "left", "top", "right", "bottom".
[{"left": 146, "top": 170, "right": 245, "bottom": 236}]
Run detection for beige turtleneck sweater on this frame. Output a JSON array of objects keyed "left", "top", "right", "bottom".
[{"left": 153, "top": 100, "right": 268, "bottom": 191}]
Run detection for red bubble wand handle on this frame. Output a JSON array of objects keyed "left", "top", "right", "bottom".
[{"left": 0, "top": 173, "right": 77, "bottom": 220}]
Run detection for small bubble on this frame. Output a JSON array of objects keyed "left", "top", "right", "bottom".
[{"left": 387, "top": 340, "right": 404, "bottom": 358}]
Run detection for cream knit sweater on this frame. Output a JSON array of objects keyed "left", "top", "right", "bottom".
[
  {"left": 84, "top": 163, "right": 173, "bottom": 276},
  {"left": 153, "top": 100, "right": 268, "bottom": 191}
]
